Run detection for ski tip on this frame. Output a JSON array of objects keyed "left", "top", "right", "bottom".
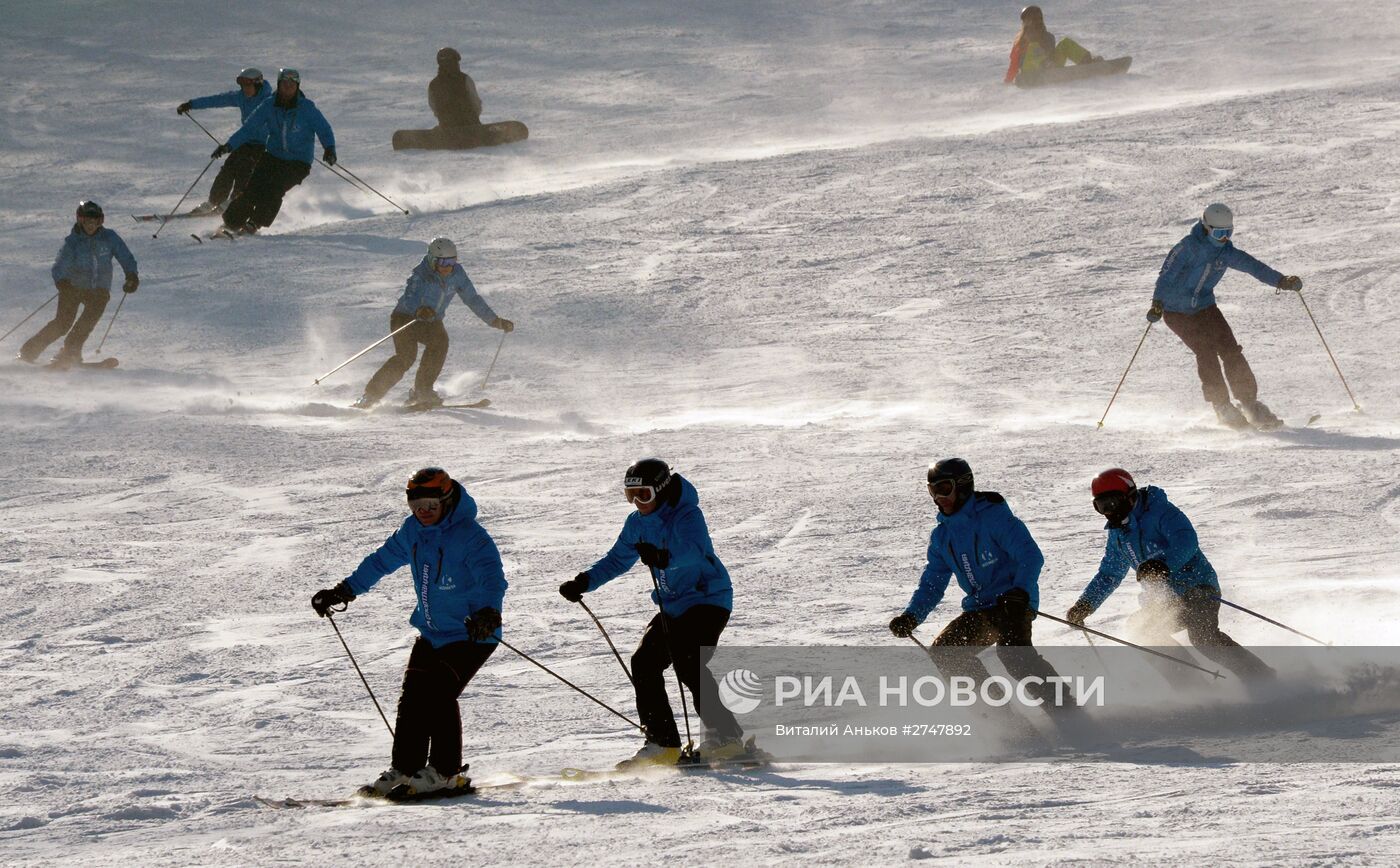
[{"left": 190, "top": 233, "right": 203, "bottom": 244}]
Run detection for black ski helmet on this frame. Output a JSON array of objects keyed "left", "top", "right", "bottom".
[
  {"left": 927, "top": 457, "right": 974, "bottom": 506},
  {"left": 76, "top": 200, "right": 104, "bottom": 223},
  {"left": 437, "top": 47, "right": 462, "bottom": 66},
  {"left": 1021, "top": 5, "right": 1044, "bottom": 24},
  {"left": 624, "top": 457, "right": 673, "bottom": 493}
]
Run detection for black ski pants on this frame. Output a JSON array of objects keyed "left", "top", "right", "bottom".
[
  {"left": 391, "top": 637, "right": 496, "bottom": 776},
  {"left": 633, "top": 604, "right": 743, "bottom": 748},
  {"left": 363, "top": 311, "right": 450, "bottom": 402},
  {"left": 207, "top": 142, "right": 264, "bottom": 209},
  {"left": 221, "top": 153, "right": 310, "bottom": 230},
  {"left": 932, "top": 607, "right": 1070, "bottom": 707},
  {"left": 1162, "top": 305, "right": 1258, "bottom": 406},
  {"left": 21, "top": 284, "right": 109, "bottom": 361},
  {"left": 1127, "top": 585, "right": 1274, "bottom": 685}
]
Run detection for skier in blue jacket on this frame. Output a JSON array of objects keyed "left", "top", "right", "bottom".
[
  {"left": 18, "top": 201, "right": 138, "bottom": 368},
  {"left": 1066, "top": 468, "right": 1273, "bottom": 684},
  {"left": 355, "top": 236, "right": 514, "bottom": 409},
  {"left": 889, "top": 458, "right": 1068, "bottom": 705},
  {"left": 176, "top": 68, "right": 272, "bottom": 214},
  {"left": 559, "top": 458, "right": 749, "bottom": 768},
  {"left": 311, "top": 467, "right": 507, "bottom": 797},
  {"left": 1149, "top": 203, "right": 1303, "bottom": 430},
  {"left": 211, "top": 68, "right": 335, "bottom": 234}
]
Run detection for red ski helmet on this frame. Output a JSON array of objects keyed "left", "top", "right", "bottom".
[
  {"left": 406, "top": 466, "right": 454, "bottom": 501},
  {"left": 1091, "top": 468, "right": 1136, "bottom": 497}
]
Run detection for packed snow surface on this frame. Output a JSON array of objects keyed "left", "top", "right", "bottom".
[{"left": 2, "top": 0, "right": 1398, "bottom": 863}]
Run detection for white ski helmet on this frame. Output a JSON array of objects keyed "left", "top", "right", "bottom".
[
  {"left": 1201, "top": 202, "right": 1233, "bottom": 232},
  {"left": 237, "top": 67, "right": 264, "bottom": 85},
  {"left": 427, "top": 237, "right": 458, "bottom": 263}
]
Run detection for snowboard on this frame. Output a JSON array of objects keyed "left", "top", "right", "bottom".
[
  {"left": 392, "top": 122, "right": 529, "bottom": 151},
  {"left": 1015, "top": 56, "right": 1132, "bottom": 88}
]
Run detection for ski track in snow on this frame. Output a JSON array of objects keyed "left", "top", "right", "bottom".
[{"left": 2, "top": 0, "right": 1400, "bottom": 864}]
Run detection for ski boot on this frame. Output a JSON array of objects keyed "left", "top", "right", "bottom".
[
  {"left": 405, "top": 765, "right": 470, "bottom": 795},
  {"left": 1240, "top": 399, "right": 1283, "bottom": 431},
  {"left": 615, "top": 742, "right": 682, "bottom": 770},
  {"left": 1212, "top": 401, "right": 1250, "bottom": 430},
  {"left": 46, "top": 347, "right": 81, "bottom": 370},
  {"left": 360, "top": 767, "right": 411, "bottom": 797},
  {"left": 406, "top": 388, "right": 444, "bottom": 411},
  {"left": 15, "top": 348, "right": 39, "bottom": 364},
  {"left": 351, "top": 394, "right": 379, "bottom": 410}
]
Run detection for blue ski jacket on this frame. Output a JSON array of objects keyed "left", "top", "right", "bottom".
[
  {"left": 187, "top": 81, "right": 273, "bottom": 123},
  {"left": 226, "top": 91, "right": 335, "bottom": 165},
  {"left": 393, "top": 257, "right": 498, "bottom": 324},
  {"left": 51, "top": 225, "right": 138, "bottom": 291},
  {"left": 344, "top": 481, "right": 507, "bottom": 647},
  {"left": 904, "top": 492, "right": 1043, "bottom": 624},
  {"left": 1077, "top": 485, "right": 1220, "bottom": 610},
  {"left": 584, "top": 476, "right": 734, "bottom": 617},
  {"left": 1153, "top": 222, "right": 1283, "bottom": 314}
]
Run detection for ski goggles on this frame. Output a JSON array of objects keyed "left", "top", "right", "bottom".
[
  {"left": 625, "top": 485, "right": 658, "bottom": 506},
  {"left": 236, "top": 75, "right": 264, "bottom": 87},
  {"left": 278, "top": 68, "right": 300, "bottom": 84},
  {"left": 928, "top": 479, "right": 958, "bottom": 498},
  {"left": 1207, "top": 226, "right": 1233, "bottom": 242},
  {"left": 1093, "top": 492, "right": 1131, "bottom": 516},
  {"left": 408, "top": 496, "right": 445, "bottom": 512},
  {"left": 433, "top": 257, "right": 458, "bottom": 268}
]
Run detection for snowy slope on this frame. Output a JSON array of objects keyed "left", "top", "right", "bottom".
[{"left": 2, "top": 0, "right": 1399, "bottom": 864}]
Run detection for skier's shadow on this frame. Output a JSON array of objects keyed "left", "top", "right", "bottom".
[
  {"left": 1263, "top": 427, "right": 1400, "bottom": 450},
  {"left": 702, "top": 767, "right": 929, "bottom": 797}
]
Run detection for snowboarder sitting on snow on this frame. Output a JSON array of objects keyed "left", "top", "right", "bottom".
[
  {"left": 176, "top": 67, "right": 271, "bottom": 215},
  {"left": 1149, "top": 202, "right": 1303, "bottom": 430},
  {"left": 430, "top": 47, "right": 483, "bottom": 128},
  {"left": 354, "top": 236, "right": 513, "bottom": 410},
  {"left": 1066, "top": 469, "right": 1274, "bottom": 685},
  {"left": 1004, "top": 5, "right": 1101, "bottom": 84},
  {"left": 889, "top": 459, "right": 1072, "bottom": 710},
  {"left": 211, "top": 68, "right": 335, "bottom": 235},
  {"left": 18, "top": 201, "right": 138, "bottom": 368},
  {"left": 559, "top": 458, "right": 751, "bottom": 768},
  {"left": 311, "top": 467, "right": 507, "bottom": 798}
]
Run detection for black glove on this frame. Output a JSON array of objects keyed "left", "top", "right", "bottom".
[
  {"left": 1136, "top": 559, "right": 1170, "bottom": 582},
  {"left": 492, "top": 316, "right": 514, "bottom": 333},
  {"left": 1276, "top": 275, "right": 1302, "bottom": 292},
  {"left": 995, "top": 587, "right": 1032, "bottom": 632},
  {"left": 466, "top": 607, "right": 501, "bottom": 641},
  {"left": 559, "top": 573, "right": 589, "bottom": 602},
  {"left": 889, "top": 612, "right": 919, "bottom": 638},
  {"left": 1066, "top": 599, "right": 1095, "bottom": 627},
  {"left": 311, "top": 582, "right": 356, "bottom": 617},
  {"left": 323, "top": 147, "right": 337, "bottom": 166},
  {"left": 415, "top": 305, "right": 436, "bottom": 321},
  {"left": 177, "top": 101, "right": 193, "bottom": 115},
  {"left": 1146, "top": 299, "right": 1164, "bottom": 323},
  {"left": 211, "top": 143, "right": 230, "bottom": 159},
  {"left": 122, "top": 274, "right": 139, "bottom": 294},
  {"left": 634, "top": 542, "right": 670, "bottom": 569}
]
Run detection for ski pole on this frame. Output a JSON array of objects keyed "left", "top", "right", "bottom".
[
  {"left": 1034, "top": 609, "right": 1224, "bottom": 679},
  {"left": 313, "top": 318, "right": 417, "bottom": 385},
  {"left": 316, "top": 158, "right": 410, "bottom": 215},
  {"left": 324, "top": 611, "right": 395, "bottom": 739},
  {"left": 497, "top": 638, "right": 643, "bottom": 731},
  {"left": 481, "top": 329, "right": 507, "bottom": 390},
  {"left": 152, "top": 158, "right": 218, "bottom": 239},
  {"left": 646, "top": 566, "right": 695, "bottom": 752},
  {"left": 95, "top": 293, "right": 126, "bottom": 353},
  {"left": 1084, "top": 631, "right": 1109, "bottom": 672},
  {"left": 906, "top": 633, "right": 929, "bottom": 653},
  {"left": 578, "top": 599, "right": 634, "bottom": 685},
  {"left": 1295, "top": 291, "right": 1361, "bottom": 412},
  {"left": 1, "top": 293, "right": 58, "bottom": 344},
  {"left": 1098, "top": 321, "right": 1153, "bottom": 428},
  {"left": 1211, "top": 595, "right": 1331, "bottom": 646},
  {"left": 184, "top": 112, "right": 222, "bottom": 145}
]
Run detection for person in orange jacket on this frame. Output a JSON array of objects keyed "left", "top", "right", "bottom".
[{"left": 1004, "top": 5, "right": 1099, "bottom": 84}]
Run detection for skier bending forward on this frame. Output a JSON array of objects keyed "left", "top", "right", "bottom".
[
  {"left": 559, "top": 458, "right": 753, "bottom": 768},
  {"left": 312, "top": 467, "right": 507, "bottom": 797}
]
